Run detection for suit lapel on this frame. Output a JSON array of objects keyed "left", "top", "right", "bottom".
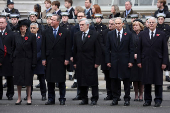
[
  {"left": 53, "top": 27, "right": 62, "bottom": 47},
  {"left": 151, "top": 29, "right": 159, "bottom": 45},
  {"left": 112, "top": 30, "right": 118, "bottom": 49},
  {"left": 2, "top": 29, "right": 8, "bottom": 40},
  {"left": 36, "top": 34, "right": 41, "bottom": 43},
  {"left": 23, "top": 32, "right": 30, "bottom": 44},
  {"left": 119, "top": 29, "right": 126, "bottom": 48},
  {"left": 83, "top": 30, "right": 92, "bottom": 45},
  {"left": 49, "top": 27, "right": 55, "bottom": 42},
  {"left": 145, "top": 29, "right": 152, "bottom": 45}
]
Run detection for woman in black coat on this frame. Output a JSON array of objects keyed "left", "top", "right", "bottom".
[
  {"left": 11, "top": 19, "right": 37, "bottom": 105},
  {"left": 108, "top": 5, "right": 120, "bottom": 18},
  {"left": 130, "top": 19, "right": 144, "bottom": 101}
]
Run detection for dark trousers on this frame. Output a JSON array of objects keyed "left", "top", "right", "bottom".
[
  {"left": 103, "top": 70, "right": 112, "bottom": 97},
  {"left": 80, "top": 86, "right": 99, "bottom": 101},
  {"left": 47, "top": 82, "right": 66, "bottom": 102},
  {"left": 0, "top": 76, "right": 14, "bottom": 97},
  {"left": 111, "top": 78, "right": 130, "bottom": 101},
  {"left": 28, "top": 74, "right": 47, "bottom": 96},
  {"left": 144, "top": 84, "right": 162, "bottom": 103}
]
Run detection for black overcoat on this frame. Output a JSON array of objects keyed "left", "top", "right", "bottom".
[
  {"left": 41, "top": 27, "right": 71, "bottom": 83},
  {"left": 73, "top": 30, "right": 101, "bottom": 86},
  {"left": 105, "top": 29, "right": 134, "bottom": 79}
]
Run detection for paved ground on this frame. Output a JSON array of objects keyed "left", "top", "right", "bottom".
[{"left": 0, "top": 91, "right": 170, "bottom": 113}]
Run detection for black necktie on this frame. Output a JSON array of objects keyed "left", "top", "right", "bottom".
[
  {"left": 151, "top": 32, "right": 154, "bottom": 41},
  {"left": 117, "top": 32, "right": 120, "bottom": 47},
  {"left": 83, "top": 32, "right": 86, "bottom": 42}
]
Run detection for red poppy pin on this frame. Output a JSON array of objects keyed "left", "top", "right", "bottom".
[
  {"left": 124, "top": 32, "right": 127, "bottom": 35},
  {"left": 59, "top": 33, "right": 62, "bottom": 36},
  {"left": 37, "top": 36, "right": 40, "bottom": 39},
  {"left": 25, "top": 36, "right": 28, "bottom": 41},
  {"left": 88, "top": 35, "right": 90, "bottom": 38},
  {"left": 156, "top": 34, "right": 160, "bottom": 36},
  {"left": 5, "top": 32, "right": 7, "bottom": 35},
  {"left": 4, "top": 45, "right": 7, "bottom": 57}
]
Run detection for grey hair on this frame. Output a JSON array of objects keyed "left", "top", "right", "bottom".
[
  {"left": 148, "top": 17, "right": 157, "bottom": 24},
  {"left": 79, "top": 18, "right": 90, "bottom": 25},
  {"left": 125, "top": 1, "right": 132, "bottom": 6},
  {"left": 52, "top": 14, "right": 61, "bottom": 22},
  {"left": 112, "top": 5, "right": 120, "bottom": 13},
  {"left": 115, "top": 17, "right": 123, "bottom": 23},
  {"left": 30, "top": 22, "right": 39, "bottom": 28},
  {"left": 109, "top": 18, "right": 115, "bottom": 24}
]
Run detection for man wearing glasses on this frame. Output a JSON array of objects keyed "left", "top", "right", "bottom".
[{"left": 137, "top": 17, "right": 168, "bottom": 107}]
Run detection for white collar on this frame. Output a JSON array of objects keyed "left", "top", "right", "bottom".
[
  {"left": 116, "top": 28, "right": 123, "bottom": 34},
  {"left": 149, "top": 29, "right": 156, "bottom": 34},
  {"left": 0, "top": 29, "right": 6, "bottom": 33},
  {"left": 67, "top": 7, "right": 72, "bottom": 12},
  {"left": 52, "top": 26, "right": 59, "bottom": 31},
  {"left": 36, "top": 33, "right": 37, "bottom": 37},
  {"left": 83, "top": 29, "right": 89, "bottom": 35}
]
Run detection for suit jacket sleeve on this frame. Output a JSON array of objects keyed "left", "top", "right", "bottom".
[
  {"left": 95, "top": 33, "right": 102, "bottom": 65},
  {"left": 65, "top": 30, "right": 71, "bottom": 61},
  {"left": 105, "top": 32, "right": 111, "bottom": 63},
  {"left": 129, "top": 32, "right": 134, "bottom": 63},
  {"left": 73, "top": 34, "right": 77, "bottom": 65},
  {"left": 162, "top": 32, "right": 169, "bottom": 65},
  {"left": 41, "top": 31, "right": 46, "bottom": 60},
  {"left": 137, "top": 33, "right": 142, "bottom": 64},
  {"left": 32, "top": 34, "right": 37, "bottom": 65}
]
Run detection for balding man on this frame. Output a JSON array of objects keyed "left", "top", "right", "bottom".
[
  {"left": 106, "top": 17, "right": 134, "bottom": 106},
  {"left": 73, "top": 18, "right": 101, "bottom": 105},
  {"left": 121, "top": 1, "right": 137, "bottom": 18},
  {"left": 42, "top": 14, "right": 71, "bottom": 105},
  {"left": 137, "top": 17, "right": 168, "bottom": 107}
]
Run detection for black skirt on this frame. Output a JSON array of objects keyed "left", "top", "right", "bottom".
[{"left": 130, "top": 60, "right": 142, "bottom": 82}]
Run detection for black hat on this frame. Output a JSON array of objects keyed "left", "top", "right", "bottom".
[
  {"left": 7, "top": 0, "right": 14, "bottom": 5},
  {"left": 133, "top": 19, "right": 144, "bottom": 25},
  {"left": 18, "top": 19, "right": 30, "bottom": 27},
  {"left": 10, "top": 14, "right": 20, "bottom": 19}
]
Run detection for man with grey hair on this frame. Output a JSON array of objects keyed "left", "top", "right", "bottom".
[
  {"left": 121, "top": 1, "right": 137, "bottom": 18},
  {"left": 73, "top": 18, "right": 101, "bottom": 105},
  {"left": 137, "top": 17, "right": 168, "bottom": 107},
  {"left": 42, "top": 14, "right": 71, "bottom": 105},
  {"left": 106, "top": 17, "right": 134, "bottom": 106}
]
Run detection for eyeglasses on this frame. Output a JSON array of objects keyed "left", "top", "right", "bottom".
[
  {"left": 148, "top": 22, "right": 155, "bottom": 24},
  {"left": 77, "top": 16, "right": 84, "bottom": 18}
]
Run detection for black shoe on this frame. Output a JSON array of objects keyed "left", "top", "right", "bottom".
[
  {"left": 130, "top": 85, "right": 133, "bottom": 89},
  {"left": 42, "top": 96, "right": 46, "bottom": 101},
  {"left": 166, "top": 76, "right": 170, "bottom": 81},
  {"left": 154, "top": 102, "right": 161, "bottom": 107},
  {"left": 134, "top": 99, "right": 138, "bottom": 101},
  {"left": 167, "top": 86, "right": 170, "bottom": 90},
  {"left": 104, "top": 96, "right": 113, "bottom": 100},
  {"left": 0, "top": 96, "right": 2, "bottom": 100},
  {"left": 124, "top": 101, "right": 130, "bottom": 106},
  {"left": 143, "top": 102, "right": 151, "bottom": 106},
  {"left": 15, "top": 100, "right": 22, "bottom": 105},
  {"left": 72, "top": 95, "right": 82, "bottom": 100},
  {"left": 69, "top": 75, "right": 73, "bottom": 81},
  {"left": 7, "top": 96, "right": 13, "bottom": 100},
  {"left": 139, "top": 99, "right": 143, "bottom": 102},
  {"left": 45, "top": 100, "right": 55, "bottom": 105},
  {"left": 110, "top": 100, "right": 118, "bottom": 106},
  {"left": 56, "top": 83, "right": 59, "bottom": 88},
  {"left": 60, "top": 100, "right": 65, "bottom": 105},
  {"left": 71, "top": 82, "right": 77, "bottom": 88},
  {"left": 79, "top": 100, "right": 88, "bottom": 105},
  {"left": 35, "top": 83, "right": 40, "bottom": 88},
  {"left": 24, "top": 96, "right": 32, "bottom": 100},
  {"left": 90, "top": 101, "right": 97, "bottom": 106},
  {"left": 3, "top": 82, "right": 7, "bottom": 88},
  {"left": 27, "top": 102, "right": 32, "bottom": 105},
  {"left": 118, "top": 98, "right": 121, "bottom": 101}
]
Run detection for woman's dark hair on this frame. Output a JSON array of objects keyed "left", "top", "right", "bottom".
[{"left": 34, "top": 4, "right": 41, "bottom": 19}]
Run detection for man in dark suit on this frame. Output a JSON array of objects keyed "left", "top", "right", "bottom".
[
  {"left": 100, "top": 18, "right": 121, "bottom": 101},
  {"left": 29, "top": 23, "right": 47, "bottom": 101},
  {"left": 121, "top": 1, "right": 137, "bottom": 18},
  {"left": 106, "top": 17, "right": 134, "bottom": 106},
  {"left": 70, "top": 12, "right": 95, "bottom": 100},
  {"left": 137, "top": 17, "right": 168, "bottom": 107},
  {"left": 64, "top": 0, "right": 74, "bottom": 19},
  {"left": 3, "top": 0, "right": 20, "bottom": 15},
  {"left": 42, "top": 14, "right": 71, "bottom": 105},
  {"left": 0, "top": 17, "right": 14, "bottom": 100},
  {"left": 85, "top": 0, "right": 92, "bottom": 19},
  {"left": 73, "top": 18, "right": 101, "bottom": 105}
]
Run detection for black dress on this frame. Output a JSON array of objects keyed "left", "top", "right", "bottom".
[
  {"left": 12, "top": 31, "right": 37, "bottom": 86},
  {"left": 130, "top": 31, "right": 142, "bottom": 82}
]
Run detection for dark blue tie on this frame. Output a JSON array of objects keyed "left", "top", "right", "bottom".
[{"left": 53, "top": 30, "right": 57, "bottom": 39}]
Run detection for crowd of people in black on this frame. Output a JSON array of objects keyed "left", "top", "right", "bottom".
[{"left": 0, "top": 0, "right": 170, "bottom": 107}]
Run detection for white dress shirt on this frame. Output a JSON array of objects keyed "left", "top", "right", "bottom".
[
  {"left": 67, "top": 7, "right": 72, "bottom": 13},
  {"left": 82, "top": 29, "right": 89, "bottom": 40},
  {"left": 149, "top": 29, "right": 156, "bottom": 39},
  {"left": 0, "top": 29, "right": 6, "bottom": 35},
  {"left": 116, "top": 28, "right": 123, "bottom": 41}
]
